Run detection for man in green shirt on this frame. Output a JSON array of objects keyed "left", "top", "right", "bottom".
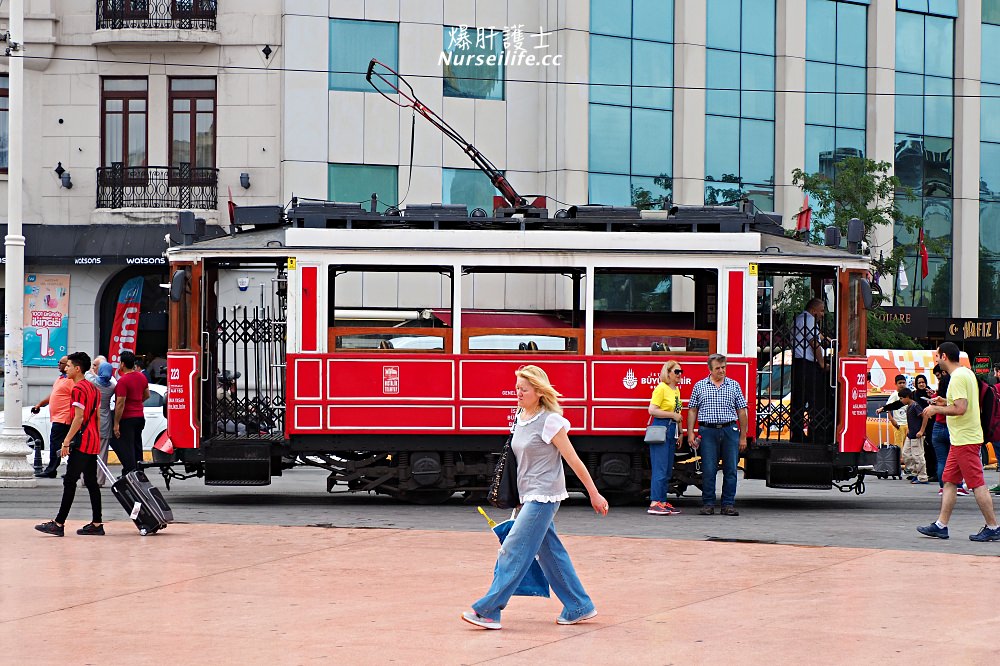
[{"left": 917, "top": 342, "right": 1000, "bottom": 542}]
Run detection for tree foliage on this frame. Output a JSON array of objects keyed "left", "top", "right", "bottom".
[
  {"left": 791, "top": 157, "right": 929, "bottom": 284},
  {"left": 791, "top": 157, "right": 933, "bottom": 349},
  {"left": 629, "top": 175, "right": 673, "bottom": 211}
]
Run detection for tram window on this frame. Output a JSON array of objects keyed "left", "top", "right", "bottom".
[
  {"left": 329, "top": 267, "right": 453, "bottom": 352},
  {"left": 460, "top": 269, "right": 583, "bottom": 354},
  {"left": 594, "top": 269, "right": 717, "bottom": 354}
]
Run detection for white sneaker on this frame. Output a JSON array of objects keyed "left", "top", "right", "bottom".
[
  {"left": 462, "top": 611, "right": 501, "bottom": 630},
  {"left": 557, "top": 608, "right": 598, "bottom": 625}
]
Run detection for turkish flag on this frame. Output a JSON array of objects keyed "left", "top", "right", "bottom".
[
  {"left": 918, "top": 227, "right": 929, "bottom": 279},
  {"left": 795, "top": 195, "right": 811, "bottom": 233}
]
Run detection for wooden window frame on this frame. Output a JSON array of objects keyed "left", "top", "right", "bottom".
[
  {"left": 168, "top": 77, "right": 217, "bottom": 185},
  {"left": 100, "top": 77, "right": 149, "bottom": 184},
  {"left": 0, "top": 74, "right": 8, "bottom": 174}
]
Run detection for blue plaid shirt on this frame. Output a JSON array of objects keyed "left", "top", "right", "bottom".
[{"left": 688, "top": 376, "right": 748, "bottom": 424}]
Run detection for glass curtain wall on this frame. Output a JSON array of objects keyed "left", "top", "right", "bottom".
[
  {"left": 981, "top": 2, "right": 1000, "bottom": 316},
  {"left": 804, "top": 0, "right": 867, "bottom": 179},
  {"left": 893, "top": 3, "right": 955, "bottom": 316},
  {"left": 588, "top": 0, "right": 674, "bottom": 209},
  {"left": 704, "top": 0, "right": 776, "bottom": 211}
]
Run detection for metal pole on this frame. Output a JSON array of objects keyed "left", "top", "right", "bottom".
[{"left": 0, "top": 0, "right": 35, "bottom": 486}]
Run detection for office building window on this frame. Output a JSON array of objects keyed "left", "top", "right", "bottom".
[
  {"left": 442, "top": 26, "right": 504, "bottom": 100},
  {"left": 980, "top": 12, "right": 1000, "bottom": 315},
  {"left": 442, "top": 168, "right": 500, "bottom": 213},
  {"left": 0, "top": 75, "right": 7, "bottom": 171},
  {"left": 328, "top": 164, "right": 398, "bottom": 209},
  {"left": 804, "top": 0, "right": 867, "bottom": 179},
  {"left": 588, "top": 0, "right": 674, "bottom": 209},
  {"left": 893, "top": 8, "right": 953, "bottom": 316},
  {"left": 895, "top": 0, "right": 957, "bottom": 17},
  {"left": 704, "top": 0, "right": 775, "bottom": 212},
  {"left": 169, "top": 78, "right": 216, "bottom": 176},
  {"left": 329, "top": 19, "right": 398, "bottom": 93},
  {"left": 102, "top": 78, "right": 148, "bottom": 169}
]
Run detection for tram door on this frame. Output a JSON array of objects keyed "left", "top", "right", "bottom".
[
  {"left": 167, "top": 262, "right": 204, "bottom": 449},
  {"left": 202, "top": 262, "right": 288, "bottom": 444},
  {"left": 755, "top": 271, "right": 838, "bottom": 446}
]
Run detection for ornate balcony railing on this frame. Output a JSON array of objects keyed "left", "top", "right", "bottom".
[
  {"left": 97, "top": 164, "right": 219, "bottom": 210},
  {"left": 96, "top": 0, "right": 218, "bottom": 31}
]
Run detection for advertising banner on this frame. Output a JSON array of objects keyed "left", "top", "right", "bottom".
[
  {"left": 107, "top": 276, "right": 144, "bottom": 371},
  {"left": 23, "top": 274, "right": 70, "bottom": 366}
]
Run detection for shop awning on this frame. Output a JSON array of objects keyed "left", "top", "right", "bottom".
[{"left": 0, "top": 224, "right": 227, "bottom": 266}]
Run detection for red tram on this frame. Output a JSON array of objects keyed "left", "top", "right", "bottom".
[{"left": 161, "top": 203, "right": 873, "bottom": 502}]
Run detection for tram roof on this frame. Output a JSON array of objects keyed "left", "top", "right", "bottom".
[{"left": 166, "top": 207, "right": 870, "bottom": 269}]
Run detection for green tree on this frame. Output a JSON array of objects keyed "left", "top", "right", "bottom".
[
  {"left": 791, "top": 157, "right": 928, "bottom": 284},
  {"left": 629, "top": 174, "right": 673, "bottom": 211},
  {"left": 790, "top": 157, "right": 937, "bottom": 349}
]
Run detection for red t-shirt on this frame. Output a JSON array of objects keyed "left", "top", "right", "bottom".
[
  {"left": 70, "top": 380, "right": 101, "bottom": 455},
  {"left": 115, "top": 371, "right": 149, "bottom": 420}
]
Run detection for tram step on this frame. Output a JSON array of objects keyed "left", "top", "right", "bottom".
[
  {"left": 204, "top": 442, "right": 272, "bottom": 486},
  {"left": 766, "top": 461, "right": 833, "bottom": 490}
]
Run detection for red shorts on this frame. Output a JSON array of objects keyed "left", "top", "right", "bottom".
[{"left": 942, "top": 443, "right": 985, "bottom": 489}]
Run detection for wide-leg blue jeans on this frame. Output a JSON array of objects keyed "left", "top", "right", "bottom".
[
  {"left": 699, "top": 424, "right": 740, "bottom": 507},
  {"left": 649, "top": 418, "right": 677, "bottom": 502},
  {"left": 472, "top": 501, "right": 595, "bottom": 623}
]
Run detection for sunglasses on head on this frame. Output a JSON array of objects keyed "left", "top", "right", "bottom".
[{"left": 673, "top": 369, "right": 683, "bottom": 375}]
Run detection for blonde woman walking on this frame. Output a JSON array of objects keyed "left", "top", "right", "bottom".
[{"left": 462, "top": 365, "right": 609, "bottom": 630}]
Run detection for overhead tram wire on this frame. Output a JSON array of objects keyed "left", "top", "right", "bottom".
[{"left": 6, "top": 52, "right": 1000, "bottom": 99}]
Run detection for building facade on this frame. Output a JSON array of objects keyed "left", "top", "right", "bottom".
[
  {"left": 0, "top": 0, "right": 281, "bottom": 401},
  {"left": 281, "top": 0, "right": 995, "bottom": 339}
]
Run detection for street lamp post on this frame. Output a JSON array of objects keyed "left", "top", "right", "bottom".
[{"left": 0, "top": 0, "right": 36, "bottom": 487}]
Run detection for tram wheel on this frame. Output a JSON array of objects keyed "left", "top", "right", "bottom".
[
  {"left": 399, "top": 489, "right": 455, "bottom": 505},
  {"left": 603, "top": 491, "right": 641, "bottom": 507}
]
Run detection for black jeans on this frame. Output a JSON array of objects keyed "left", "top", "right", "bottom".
[
  {"left": 41, "top": 422, "right": 71, "bottom": 475},
  {"left": 111, "top": 417, "right": 145, "bottom": 473},
  {"left": 55, "top": 446, "right": 102, "bottom": 524}
]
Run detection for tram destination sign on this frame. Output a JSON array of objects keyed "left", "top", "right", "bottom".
[{"left": 946, "top": 319, "right": 1000, "bottom": 342}]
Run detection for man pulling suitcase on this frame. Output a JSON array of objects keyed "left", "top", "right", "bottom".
[{"left": 34, "top": 351, "right": 104, "bottom": 537}]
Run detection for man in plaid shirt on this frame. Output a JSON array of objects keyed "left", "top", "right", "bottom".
[{"left": 687, "top": 354, "right": 749, "bottom": 516}]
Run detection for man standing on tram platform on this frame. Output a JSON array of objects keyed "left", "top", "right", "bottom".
[
  {"left": 789, "top": 298, "right": 826, "bottom": 443},
  {"left": 687, "top": 354, "right": 748, "bottom": 516}
]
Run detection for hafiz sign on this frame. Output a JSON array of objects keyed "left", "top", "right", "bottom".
[{"left": 946, "top": 319, "right": 1000, "bottom": 342}]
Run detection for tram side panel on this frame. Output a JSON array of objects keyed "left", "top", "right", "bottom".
[{"left": 284, "top": 353, "right": 757, "bottom": 496}]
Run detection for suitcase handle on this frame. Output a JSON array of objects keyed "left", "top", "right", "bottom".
[{"left": 95, "top": 455, "right": 120, "bottom": 483}]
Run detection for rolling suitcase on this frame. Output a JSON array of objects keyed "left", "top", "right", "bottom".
[
  {"left": 873, "top": 413, "right": 902, "bottom": 480},
  {"left": 97, "top": 457, "right": 173, "bottom": 536}
]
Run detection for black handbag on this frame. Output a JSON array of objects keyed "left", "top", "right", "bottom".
[{"left": 488, "top": 421, "right": 519, "bottom": 509}]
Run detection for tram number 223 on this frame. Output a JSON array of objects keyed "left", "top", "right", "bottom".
[
  {"left": 855, "top": 373, "right": 867, "bottom": 386},
  {"left": 170, "top": 367, "right": 181, "bottom": 381}
]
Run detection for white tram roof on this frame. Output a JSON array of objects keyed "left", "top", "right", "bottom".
[{"left": 166, "top": 213, "right": 870, "bottom": 271}]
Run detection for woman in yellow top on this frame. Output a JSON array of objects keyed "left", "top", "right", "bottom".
[{"left": 647, "top": 360, "right": 684, "bottom": 515}]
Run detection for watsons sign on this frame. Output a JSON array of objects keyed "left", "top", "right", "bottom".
[
  {"left": 72, "top": 256, "right": 166, "bottom": 266},
  {"left": 126, "top": 257, "right": 166, "bottom": 265}
]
